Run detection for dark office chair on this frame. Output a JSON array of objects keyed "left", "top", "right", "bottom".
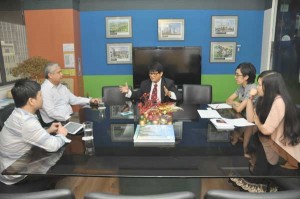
[
  {"left": 102, "top": 86, "right": 130, "bottom": 105},
  {"left": 0, "top": 104, "right": 14, "bottom": 131},
  {"left": 0, "top": 189, "right": 75, "bottom": 199},
  {"left": 182, "top": 84, "right": 212, "bottom": 104},
  {"left": 84, "top": 191, "right": 196, "bottom": 199},
  {"left": 35, "top": 109, "right": 50, "bottom": 127},
  {"left": 204, "top": 189, "right": 300, "bottom": 199}
]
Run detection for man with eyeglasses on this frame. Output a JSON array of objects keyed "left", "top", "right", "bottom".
[
  {"left": 226, "top": 62, "right": 257, "bottom": 113},
  {"left": 119, "top": 62, "right": 182, "bottom": 103}
]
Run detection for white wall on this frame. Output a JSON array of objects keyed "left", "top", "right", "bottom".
[{"left": 260, "top": 0, "right": 278, "bottom": 72}]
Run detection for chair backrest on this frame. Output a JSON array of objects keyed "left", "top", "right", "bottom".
[
  {"left": 102, "top": 86, "right": 129, "bottom": 105},
  {"left": 204, "top": 189, "right": 300, "bottom": 199},
  {"left": 0, "top": 104, "right": 14, "bottom": 131},
  {"left": 0, "top": 189, "right": 75, "bottom": 199},
  {"left": 182, "top": 84, "right": 212, "bottom": 104},
  {"left": 36, "top": 109, "right": 50, "bottom": 127},
  {"left": 84, "top": 191, "right": 196, "bottom": 199}
]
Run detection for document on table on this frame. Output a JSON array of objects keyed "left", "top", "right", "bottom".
[
  {"left": 208, "top": 103, "right": 232, "bottom": 109},
  {"left": 210, "top": 119, "right": 235, "bottom": 130},
  {"left": 222, "top": 118, "right": 255, "bottom": 127},
  {"left": 197, "top": 110, "right": 222, "bottom": 118}
]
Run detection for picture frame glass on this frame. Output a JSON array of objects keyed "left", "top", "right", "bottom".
[
  {"left": 158, "top": 19, "right": 184, "bottom": 41},
  {"left": 211, "top": 16, "right": 238, "bottom": 37},
  {"left": 107, "top": 43, "right": 132, "bottom": 64},
  {"left": 106, "top": 16, "right": 132, "bottom": 38},
  {"left": 210, "top": 42, "right": 236, "bottom": 63}
]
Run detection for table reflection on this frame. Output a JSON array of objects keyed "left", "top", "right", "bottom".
[{"left": 3, "top": 104, "right": 299, "bottom": 178}]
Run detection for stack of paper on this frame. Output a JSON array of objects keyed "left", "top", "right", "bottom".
[
  {"left": 133, "top": 125, "right": 175, "bottom": 147},
  {"left": 210, "top": 117, "right": 255, "bottom": 130},
  {"left": 222, "top": 118, "right": 255, "bottom": 127},
  {"left": 197, "top": 110, "right": 222, "bottom": 118}
]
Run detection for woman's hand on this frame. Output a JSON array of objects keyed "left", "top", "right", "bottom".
[{"left": 249, "top": 88, "right": 257, "bottom": 99}]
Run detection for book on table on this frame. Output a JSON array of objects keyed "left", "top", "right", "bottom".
[
  {"left": 210, "top": 119, "right": 235, "bottom": 130},
  {"left": 210, "top": 118, "right": 255, "bottom": 130},
  {"left": 133, "top": 125, "right": 175, "bottom": 146}
]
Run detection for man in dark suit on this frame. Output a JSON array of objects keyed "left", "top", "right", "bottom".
[{"left": 119, "top": 62, "right": 182, "bottom": 103}]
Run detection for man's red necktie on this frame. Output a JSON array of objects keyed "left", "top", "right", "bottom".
[{"left": 151, "top": 83, "right": 158, "bottom": 102}]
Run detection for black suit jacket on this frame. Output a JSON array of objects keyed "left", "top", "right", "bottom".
[{"left": 130, "top": 77, "right": 182, "bottom": 103}]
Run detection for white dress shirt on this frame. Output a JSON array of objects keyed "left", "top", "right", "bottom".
[
  {"left": 40, "top": 79, "right": 90, "bottom": 123},
  {"left": 0, "top": 108, "right": 65, "bottom": 185}
]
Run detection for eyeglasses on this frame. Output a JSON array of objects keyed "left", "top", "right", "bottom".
[
  {"left": 234, "top": 73, "right": 244, "bottom": 77},
  {"left": 149, "top": 72, "right": 160, "bottom": 76}
]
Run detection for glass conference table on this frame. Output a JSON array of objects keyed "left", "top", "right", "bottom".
[{"left": 2, "top": 104, "right": 299, "bottom": 179}]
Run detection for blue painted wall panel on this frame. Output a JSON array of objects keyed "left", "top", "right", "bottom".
[{"left": 80, "top": 10, "right": 263, "bottom": 75}]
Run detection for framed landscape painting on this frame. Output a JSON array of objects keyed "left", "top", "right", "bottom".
[
  {"left": 211, "top": 16, "right": 238, "bottom": 37},
  {"left": 106, "top": 16, "right": 132, "bottom": 38},
  {"left": 106, "top": 43, "right": 132, "bottom": 64},
  {"left": 158, "top": 19, "right": 184, "bottom": 41},
  {"left": 210, "top": 42, "right": 236, "bottom": 63}
]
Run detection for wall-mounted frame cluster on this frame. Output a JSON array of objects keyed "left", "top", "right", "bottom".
[{"left": 210, "top": 16, "right": 238, "bottom": 63}]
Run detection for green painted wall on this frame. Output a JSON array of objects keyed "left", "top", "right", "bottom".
[
  {"left": 83, "top": 75, "right": 133, "bottom": 98},
  {"left": 83, "top": 75, "right": 237, "bottom": 102},
  {"left": 202, "top": 75, "right": 237, "bottom": 102}
]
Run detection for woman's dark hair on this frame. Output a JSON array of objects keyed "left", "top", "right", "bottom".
[
  {"left": 11, "top": 79, "right": 41, "bottom": 108},
  {"left": 236, "top": 62, "right": 256, "bottom": 84},
  {"left": 255, "top": 70, "right": 300, "bottom": 145}
]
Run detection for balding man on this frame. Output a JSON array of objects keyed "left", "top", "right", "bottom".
[{"left": 40, "top": 63, "right": 100, "bottom": 126}]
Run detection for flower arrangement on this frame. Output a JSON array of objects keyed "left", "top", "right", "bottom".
[{"left": 138, "top": 93, "right": 183, "bottom": 126}]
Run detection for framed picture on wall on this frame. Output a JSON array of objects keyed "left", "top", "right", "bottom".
[
  {"left": 210, "top": 42, "right": 236, "bottom": 63},
  {"left": 158, "top": 19, "right": 184, "bottom": 41},
  {"left": 211, "top": 16, "right": 238, "bottom": 37},
  {"left": 106, "top": 16, "right": 132, "bottom": 38},
  {"left": 106, "top": 43, "right": 132, "bottom": 64}
]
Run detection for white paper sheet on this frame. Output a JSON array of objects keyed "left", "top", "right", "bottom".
[
  {"left": 197, "top": 110, "right": 222, "bottom": 118},
  {"left": 223, "top": 118, "right": 255, "bottom": 127}
]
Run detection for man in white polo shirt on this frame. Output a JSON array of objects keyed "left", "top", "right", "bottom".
[{"left": 40, "top": 63, "right": 100, "bottom": 126}]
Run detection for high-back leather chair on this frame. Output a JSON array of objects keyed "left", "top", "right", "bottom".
[
  {"left": 102, "top": 86, "right": 130, "bottom": 105},
  {"left": 84, "top": 191, "right": 196, "bottom": 199},
  {"left": 182, "top": 84, "right": 212, "bottom": 104},
  {"left": 0, "top": 189, "right": 75, "bottom": 199},
  {"left": 204, "top": 189, "right": 300, "bottom": 199}
]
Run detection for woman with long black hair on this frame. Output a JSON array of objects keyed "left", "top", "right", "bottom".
[{"left": 246, "top": 70, "right": 300, "bottom": 173}]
